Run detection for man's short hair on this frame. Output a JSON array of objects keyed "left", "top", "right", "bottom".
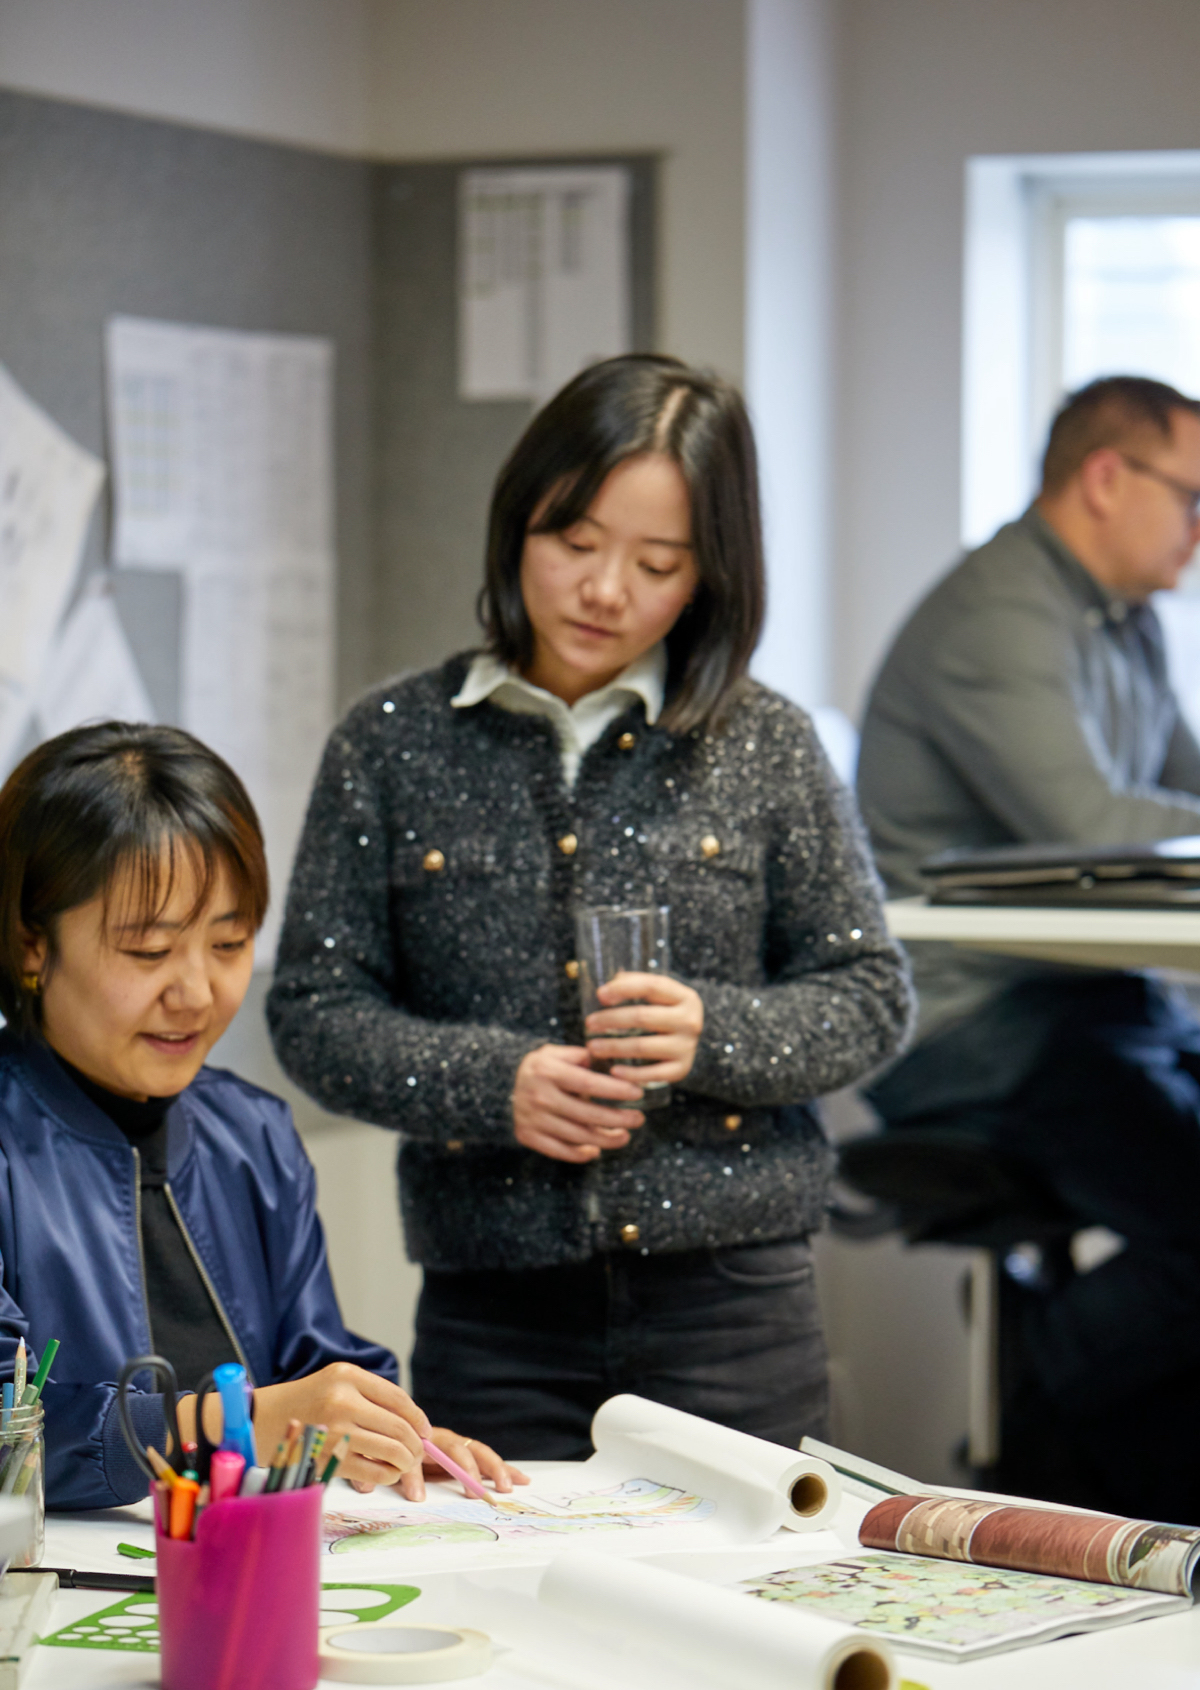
[{"left": 1041, "top": 375, "right": 1200, "bottom": 495}]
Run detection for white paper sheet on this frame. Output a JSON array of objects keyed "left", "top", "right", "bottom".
[
  {"left": 0, "top": 365, "right": 105, "bottom": 777},
  {"left": 33, "top": 579, "right": 155, "bottom": 740},
  {"left": 106, "top": 317, "right": 335, "bottom": 958},
  {"left": 315, "top": 1397, "right": 843, "bottom": 1581},
  {"left": 460, "top": 167, "right": 630, "bottom": 402}
]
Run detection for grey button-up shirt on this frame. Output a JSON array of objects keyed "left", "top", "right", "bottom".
[{"left": 857, "top": 506, "right": 1200, "bottom": 1036}]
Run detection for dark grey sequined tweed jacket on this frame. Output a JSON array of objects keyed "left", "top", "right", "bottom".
[{"left": 267, "top": 655, "right": 913, "bottom": 1272}]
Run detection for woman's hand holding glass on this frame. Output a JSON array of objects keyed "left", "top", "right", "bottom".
[
  {"left": 586, "top": 970, "right": 704, "bottom": 1089},
  {"left": 512, "top": 972, "right": 703, "bottom": 1164},
  {"left": 512, "top": 1043, "right": 647, "bottom": 1162}
]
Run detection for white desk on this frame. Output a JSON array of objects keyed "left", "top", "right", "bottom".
[
  {"left": 23, "top": 1477, "right": 1200, "bottom": 1690},
  {"left": 885, "top": 895, "right": 1200, "bottom": 973}
]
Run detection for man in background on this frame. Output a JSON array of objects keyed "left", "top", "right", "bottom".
[{"left": 857, "top": 377, "right": 1200, "bottom": 1521}]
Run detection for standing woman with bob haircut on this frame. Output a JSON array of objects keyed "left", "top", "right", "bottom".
[{"left": 269, "top": 354, "right": 912, "bottom": 1457}]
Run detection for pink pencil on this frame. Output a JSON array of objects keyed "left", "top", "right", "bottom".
[{"left": 420, "top": 1436, "right": 497, "bottom": 1506}]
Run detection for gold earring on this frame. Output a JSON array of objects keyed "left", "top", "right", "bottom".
[{"left": 20, "top": 973, "right": 40, "bottom": 995}]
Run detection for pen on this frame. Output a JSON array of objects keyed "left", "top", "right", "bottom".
[
  {"left": 420, "top": 1436, "right": 496, "bottom": 1505},
  {"left": 12, "top": 1340, "right": 25, "bottom": 1405},
  {"left": 209, "top": 1449, "right": 245, "bottom": 1503},
  {"left": 44, "top": 1568, "right": 155, "bottom": 1594},
  {"left": 213, "top": 1363, "right": 257, "bottom": 1468},
  {"left": 168, "top": 1477, "right": 200, "bottom": 1540}
]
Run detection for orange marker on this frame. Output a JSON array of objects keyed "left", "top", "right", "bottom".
[{"left": 169, "top": 1476, "right": 201, "bottom": 1540}]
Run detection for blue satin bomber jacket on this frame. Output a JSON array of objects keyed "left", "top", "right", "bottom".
[{"left": 0, "top": 1032, "right": 397, "bottom": 1512}]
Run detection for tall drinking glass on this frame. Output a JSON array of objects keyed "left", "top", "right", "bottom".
[{"left": 574, "top": 904, "right": 671, "bottom": 1110}]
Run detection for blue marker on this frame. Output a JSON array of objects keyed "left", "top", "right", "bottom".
[
  {"left": 213, "top": 1364, "right": 256, "bottom": 1467},
  {"left": 1, "top": 1383, "right": 11, "bottom": 1431}
]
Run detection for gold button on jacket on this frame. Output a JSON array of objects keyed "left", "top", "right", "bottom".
[
  {"left": 620, "top": 1223, "right": 640, "bottom": 1245},
  {"left": 564, "top": 959, "right": 580, "bottom": 979},
  {"left": 558, "top": 833, "right": 578, "bottom": 856},
  {"left": 423, "top": 848, "right": 445, "bottom": 872},
  {"left": 617, "top": 731, "right": 636, "bottom": 750},
  {"left": 724, "top": 1114, "right": 742, "bottom": 1131},
  {"left": 700, "top": 834, "right": 721, "bottom": 859}
]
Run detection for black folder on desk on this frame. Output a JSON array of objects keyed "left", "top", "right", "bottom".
[{"left": 920, "top": 836, "right": 1200, "bottom": 906}]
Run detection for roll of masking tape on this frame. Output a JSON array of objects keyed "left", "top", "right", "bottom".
[{"left": 319, "top": 1623, "right": 493, "bottom": 1684}]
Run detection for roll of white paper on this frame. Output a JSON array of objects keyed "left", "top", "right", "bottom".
[
  {"left": 540, "top": 1552, "right": 895, "bottom": 1690},
  {"left": 591, "top": 1395, "right": 841, "bottom": 1533}
]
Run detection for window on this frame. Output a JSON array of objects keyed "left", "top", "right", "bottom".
[{"left": 963, "top": 153, "right": 1200, "bottom": 733}]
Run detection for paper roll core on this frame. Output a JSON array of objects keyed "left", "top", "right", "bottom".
[
  {"left": 832, "top": 1648, "right": 893, "bottom": 1690},
  {"left": 789, "top": 1471, "right": 829, "bottom": 1517}
]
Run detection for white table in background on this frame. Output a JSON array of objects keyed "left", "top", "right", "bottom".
[
  {"left": 885, "top": 895, "right": 1200, "bottom": 973},
  {"left": 24, "top": 1474, "right": 1200, "bottom": 1690}
]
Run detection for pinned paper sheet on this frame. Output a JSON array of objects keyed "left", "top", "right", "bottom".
[
  {"left": 105, "top": 316, "right": 336, "bottom": 958},
  {"left": 34, "top": 579, "right": 154, "bottom": 741},
  {"left": 0, "top": 364, "right": 105, "bottom": 777},
  {"left": 459, "top": 166, "right": 630, "bottom": 402}
]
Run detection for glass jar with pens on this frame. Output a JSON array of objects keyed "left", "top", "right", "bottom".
[{"left": 1, "top": 1336, "right": 60, "bottom": 1569}]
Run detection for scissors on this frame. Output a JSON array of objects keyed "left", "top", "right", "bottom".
[{"left": 116, "top": 1355, "right": 185, "bottom": 1480}]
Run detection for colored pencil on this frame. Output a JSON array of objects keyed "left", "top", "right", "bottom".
[
  {"left": 24, "top": 1338, "right": 58, "bottom": 1405},
  {"left": 420, "top": 1436, "right": 496, "bottom": 1505}
]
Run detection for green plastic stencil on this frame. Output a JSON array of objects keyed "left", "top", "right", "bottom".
[{"left": 40, "top": 1581, "right": 419, "bottom": 1654}]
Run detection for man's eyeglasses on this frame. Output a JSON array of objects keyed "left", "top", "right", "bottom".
[{"left": 1120, "top": 453, "right": 1200, "bottom": 522}]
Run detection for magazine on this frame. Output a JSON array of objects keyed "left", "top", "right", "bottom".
[
  {"left": 859, "top": 1492, "right": 1200, "bottom": 1596},
  {"left": 739, "top": 1552, "right": 1189, "bottom": 1660}
]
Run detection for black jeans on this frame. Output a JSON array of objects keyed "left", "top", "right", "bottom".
[
  {"left": 870, "top": 974, "right": 1200, "bottom": 1522},
  {"left": 410, "top": 1239, "right": 829, "bottom": 1461}
]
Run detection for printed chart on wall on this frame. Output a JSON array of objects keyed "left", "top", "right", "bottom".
[
  {"left": 318, "top": 1395, "right": 843, "bottom": 1576},
  {"left": 0, "top": 365, "right": 111, "bottom": 781},
  {"left": 459, "top": 165, "right": 630, "bottom": 403},
  {"left": 105, "top": 317, "right": 335, "bottom": 959}
]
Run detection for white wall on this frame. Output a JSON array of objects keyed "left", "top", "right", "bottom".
[
  {"left": 0, "top": 0, "right": 372, "bottom": 152},
  {"left": 834, "top": 0, "right": 1200, "bottom": 720},
  {"left": 745, "top": 0, "right": 836, "bottom": 711},
  {"left": 366, "top": 0, "right": 746, "bottom": 381}
]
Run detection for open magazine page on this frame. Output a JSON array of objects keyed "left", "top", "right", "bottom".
[
  {"left": 860, "top": 1494, "right": 1200, "bottom": 1596},
  {"left": 738, "top": 1552, "right": 1188, "bottom": 1661}
]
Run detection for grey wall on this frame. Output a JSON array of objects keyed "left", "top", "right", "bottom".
[
  {"left": 370, "top": 156, "right": 657, "bottom": 681},
  {"left": 0, "top": 86, "right": 377, "bottom": 710}
]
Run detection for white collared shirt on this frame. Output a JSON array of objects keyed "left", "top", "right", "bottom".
[{"left": 451, "top": 644, "right": 666, "bottom": 787}]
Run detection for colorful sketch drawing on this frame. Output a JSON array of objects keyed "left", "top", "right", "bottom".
[
  {"left": 325, "top": 1475, "right": 715, "bottom": 1554},
  {"left": 40, "top": 1583, "right": 417, "bottom": 1654},
  {"left": 740, "top": 1555, "right": 1168, "bottom": 1651}
]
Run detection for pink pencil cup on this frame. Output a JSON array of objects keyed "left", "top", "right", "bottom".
[{"left": 155, "top": 1483, "right": 320, "bottom": 1690}]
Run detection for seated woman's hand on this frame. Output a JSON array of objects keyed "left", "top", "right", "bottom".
[
  {"left": 252, "top": 1363, "right": 429, "bottom": 1489},
  {"left": 585, "top": 971, "right": 704, "bottom": 1087},
  {"left": 394, "top": 1427, "right": 531, "bottom": 1501},
  {"left": 512, "top": 1043, "right": 646, "bottom": 1162}
]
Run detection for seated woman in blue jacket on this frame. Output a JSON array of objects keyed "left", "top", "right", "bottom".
[{"left": 0, "top": 720, "right": 524, "bottom": 1511}]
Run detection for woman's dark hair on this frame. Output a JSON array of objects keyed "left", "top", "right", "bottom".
[
  {"left": 0, "top": 721, "right": 269, "bottom": 1036},
  {"left": 479, "top": 354, "right": 766, "bottom": 734}
]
